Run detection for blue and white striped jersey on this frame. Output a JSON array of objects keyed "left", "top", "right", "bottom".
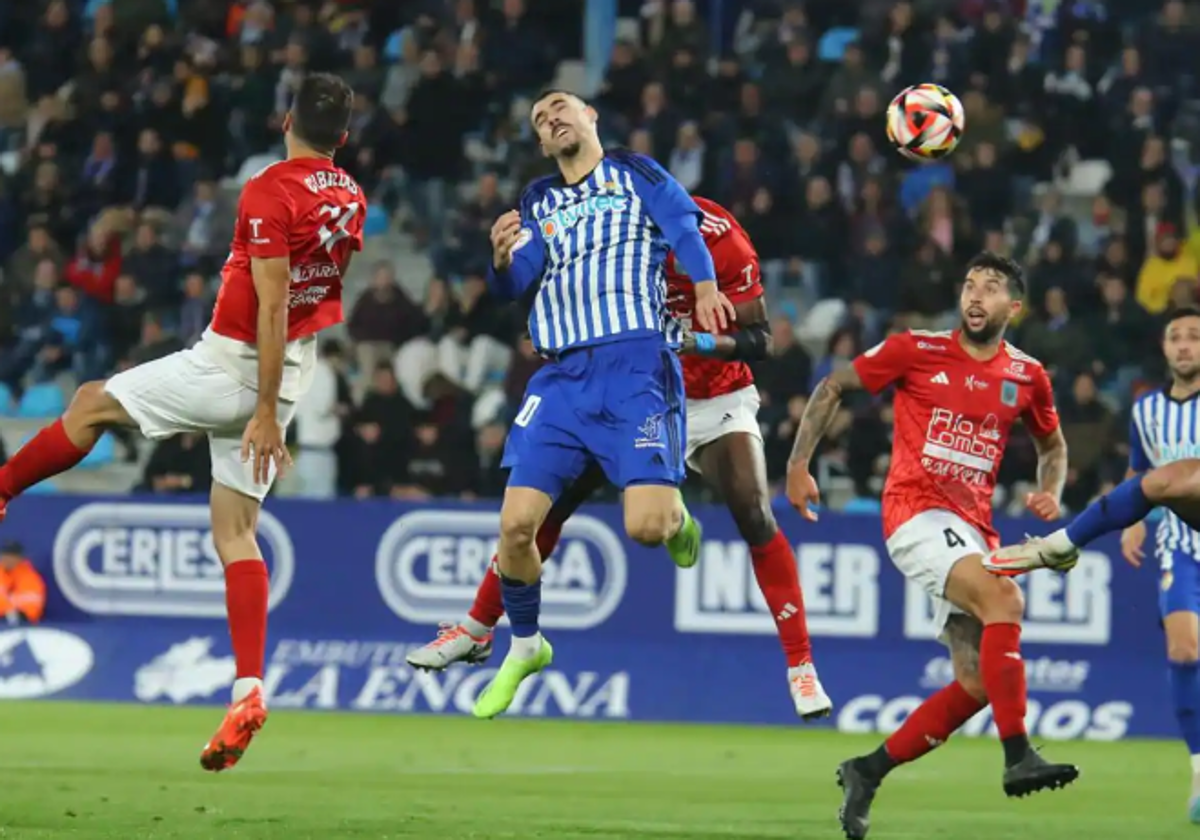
[
  {"left": 487, "top": 150, "right": 716, "bottom": 356},
  {"left": 1130, "top": 389, "right": 1200, "bottom": 558}
]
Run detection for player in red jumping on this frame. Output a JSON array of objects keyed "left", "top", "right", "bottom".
[
  {"left": 785, "top": 253, "right": 1079, "bottom": 839},
  {"left": 408, "top": 197, "right": 832, "bottom": 718},
  {"left": 0, "top": 74, "right": 364, "bottom": 771}
]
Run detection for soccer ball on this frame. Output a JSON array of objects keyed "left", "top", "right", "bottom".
[{"left": 886, "top": 84, "right": 965, "bottom": 163}]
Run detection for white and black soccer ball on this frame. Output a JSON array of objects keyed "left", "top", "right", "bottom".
[{"left": 886, "top": 83, "right": 966, "bottom": 163}]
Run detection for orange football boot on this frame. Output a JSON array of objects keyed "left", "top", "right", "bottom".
[{"left": 200, "top": 686, "right": 267, "bottom": 771}]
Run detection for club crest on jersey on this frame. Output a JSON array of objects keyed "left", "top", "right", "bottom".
[
  {"left": 634, "top": 413, "right": 665, "bottom": 450},
  {"left": 538, "top": 194, "right": 629, "bottom": 241},
  {"left": 1001, "top": 381, "right": 1019, "bottom": 406}
]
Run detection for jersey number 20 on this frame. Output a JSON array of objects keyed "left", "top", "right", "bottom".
[{"left": 318, "top": 203, "right": 360, "bottom": 252}]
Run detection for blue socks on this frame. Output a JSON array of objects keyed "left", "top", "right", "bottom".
[
  {"left": 1170, "top": 661, "right": 1200, "bottom": 756},
  {"left": 1065, "top": 475, "right": 1152, "bottom": 547},
  {"left": 500, "top": 574, "right": 542, "bottom": 657}
]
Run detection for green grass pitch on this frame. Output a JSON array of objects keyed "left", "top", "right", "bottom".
[{"left": 0, "top": 701, "right": 1194, "bottom": 839}]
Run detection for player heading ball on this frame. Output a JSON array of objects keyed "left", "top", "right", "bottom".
[{"left": 0, "top": 71, "right": 364, "bottom": 772}]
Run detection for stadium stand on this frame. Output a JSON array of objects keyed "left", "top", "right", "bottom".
[{"left": 0, "top": 0, "right": 1198, "bottom": 516}]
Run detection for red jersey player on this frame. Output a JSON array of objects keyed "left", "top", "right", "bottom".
[
  {"left": 408, "top": 197, "right": 833, "bottom": 719},
  {"left": 0, "top": 74, "right": 364, "bottom": 771},
  {"left": 785, "top": 253, "right": 1078, "bottom": 839}
]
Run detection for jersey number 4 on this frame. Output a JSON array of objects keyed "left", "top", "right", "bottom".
[
  {"left": 943, "top": 528, "right": 967, "bottom": 549},
  {"left": 318, "top": 203, "right": 360, "bottom": 252}
]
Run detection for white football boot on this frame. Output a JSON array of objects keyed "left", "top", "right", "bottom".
[
  {"left": 789, "top": 662, "right": 833, "bottom": 720},
  {"left": 406, "top": 623, "right": 494, "bottom": 671}
]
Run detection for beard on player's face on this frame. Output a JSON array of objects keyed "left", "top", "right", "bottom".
[{"left": 960, "top": 311, "right": 1007, "bottom": 344}]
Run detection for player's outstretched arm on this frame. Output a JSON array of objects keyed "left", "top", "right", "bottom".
[{"left": 683, "top": 297, "right": 770, "bottom": 359}]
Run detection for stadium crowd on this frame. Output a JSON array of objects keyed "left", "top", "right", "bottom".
[{"left": 1, "top": 0, "right": 1199, "bottom": 513}]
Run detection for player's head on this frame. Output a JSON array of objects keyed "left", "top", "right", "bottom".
[
  {"left": 530, "top": 89, "right": 600, "bottom": 161},
  {"left": 959, "top": 251, "right": 1025, "bottom": 344},
  {"left": 1163, "top": 306, "right": 1200, "bottom": 383},
  {"left": 284, "top": 73, "right": 353, "bottom": 156}
]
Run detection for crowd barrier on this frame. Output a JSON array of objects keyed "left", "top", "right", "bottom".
[{"left": 0, "top": 495, "right": 1169, "bottom": 740}]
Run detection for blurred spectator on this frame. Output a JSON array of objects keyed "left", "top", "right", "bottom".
[
  {"left": 139, "top": 433, "right": 212, "bottom": 495},
  {"left": 753, "top": 317, "right": 812, "bottom": 410},
  {"left": 344, "top": 362, "right": 413, "bottom": 498},
  {"left": 0, "top": 0, "right": 1189, "bottom": 510},
  {"left": 393, "top": 412, "right": 476, "bottom": 500},
  {"left": 348, "top": 261, "right": 427, "bottom": 376},
  {"left": 1138, "top": 224, "right": 1199, "bottom": 315},
  {"left": 294, "top": 341, "right": 350, "bottom": 500},
  {"left": 0, "top": 541, "right": 45, "bottom": 626}
]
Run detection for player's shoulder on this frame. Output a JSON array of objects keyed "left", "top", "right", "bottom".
[
  {"left": 692, "top": 196, "right": 735, "bottom": 238},
  {"left": 898, "top": 328, "right": 954, "bottom": 350},
  {"left": 605, "top": 147, "right": 668, "bottom": 183},
  {"left": 1132, "top": 386, "right": 1166, "bottom": 411},
  {"left": 518, "top": 175, "right": 559, "bottom": 215},
  {"left": 998, "top": 341, "right": 1049, "bottom": 379}
]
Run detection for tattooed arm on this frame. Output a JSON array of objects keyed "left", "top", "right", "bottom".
[
  {"left": 1032, "top": 428, "right": 1068, "bottom": 502},
  {"left": 1024, "top": 428, "right": 1068, "bottom": 521},
  {"left": 785, "top": 366, "right": 866, "bottom": 520},
  {"left": 788, "top": 366, "right": 865, "bottom": 469}
]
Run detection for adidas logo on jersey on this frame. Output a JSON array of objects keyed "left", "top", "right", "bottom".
[{"left": 930, "top": 372, "right": 950, "bottom": 385}]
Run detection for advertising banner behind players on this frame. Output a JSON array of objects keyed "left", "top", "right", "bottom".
[{"left": 4, "top": 495, "right": 1168, "bottom": 739}]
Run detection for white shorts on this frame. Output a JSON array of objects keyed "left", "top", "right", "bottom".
[
  {"left": 684, "top": 385, "right": 762, "bottom": 473},
  {"left": 886, "top": 509, "right": 990, "bottom": 636},
  {"left": 104, "top": 346, "right": 297, "bottom": 501}
]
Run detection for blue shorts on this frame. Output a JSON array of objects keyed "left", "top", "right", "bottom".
[
  {"left": 1160, "top": 551, "right": 1200, "bottom": 617},
  {"left": 504, "top": 335, "right": 686, "bottom": 499}
]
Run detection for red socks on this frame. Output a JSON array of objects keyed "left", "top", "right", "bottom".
[
  {"left": 469, "top": 562, "right": 505, "bottom": 627},
  {"left": 0, "top": 419, "right": 92, "bottom": 500},
  {"left": 467, "top": 518, "right": 565, "bottom": 629},
  {"left": 980, "top": 622, "right": 1028, "bottom": 740},
  {"left": 225, "top": 560, "right": 269, "bottom": 679},
  {"left": 885, "top": 681, "right": 986, "bottom": 764},
  {"left": 750, "top": 531, "right": 812, "bottom": 667}
]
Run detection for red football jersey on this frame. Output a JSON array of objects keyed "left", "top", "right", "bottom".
[
  {"left": 851, "top": 330, "right": 1060, "bottom": 545},
  {"left": 666, "top": 197, "right": 762, "bottom": 400},
  {"left": 211, "top": 157, "right": 365, "bottom": 344}
]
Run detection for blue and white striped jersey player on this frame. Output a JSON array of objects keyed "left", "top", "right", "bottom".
[
  {"left": 986, "top": 306, "right": 1200, "bottom": 821},
  {"left": 473, "top": 89, "right": 737, "bottom": 719}
]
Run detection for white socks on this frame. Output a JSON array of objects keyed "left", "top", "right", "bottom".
[
  {"left": 511, "top": 633, "right": 543, "bottom": 660},
  {"left": 462, "top": 616, "right": 492, "bottom": 638},
  {"left": 232, "top": 677, "right": 264, "bottom": 705}
]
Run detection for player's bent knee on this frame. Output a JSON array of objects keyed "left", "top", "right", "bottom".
[
  {"left": 1143, "top": 461, "right": 1200, "bottom": 504},
  {"left": 1168, "top": 641, "right": 1200, "bottom": 664},
  {"left": 624, "top": 507, "right": 676, "bottom": 546},
  {"left": 499, "top": 509, "right": 540, "bottom": 551},
  {"left": 68, "top": 380, "right": 126, "bottom": 426},
  {"left": 950, "top": 558, "right": 1025, "bottom": 624},
  {"left": 977, "top": 576, "right": 1025, "bottom": 624}
]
